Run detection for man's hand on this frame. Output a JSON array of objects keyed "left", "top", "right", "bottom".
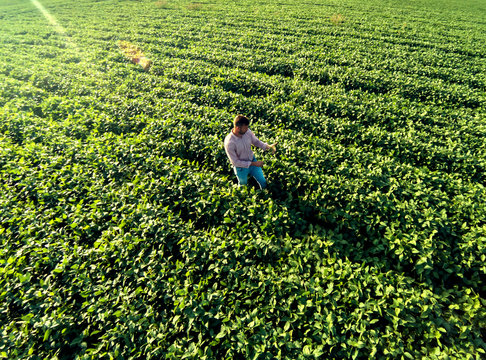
[
  {"left": 267, "top": 143, "right": 277, "bottom": 154},
  {"left": 251, "top": 161, "right": 264, "bottom": 167}
]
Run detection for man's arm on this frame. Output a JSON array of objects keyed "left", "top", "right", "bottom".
[
  {"left": 250, "top": 160, "right": 264, "bottom": 167},
  {"left": 249, "top": 130, "right": 276, "bottom": 154},
  {"left": 249, "top": 130, "right": 269, "bottom": 150}
]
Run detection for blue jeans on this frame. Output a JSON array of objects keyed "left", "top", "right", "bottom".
[{"left": 234, "top": 157, "right": 267, "bottom": 189}]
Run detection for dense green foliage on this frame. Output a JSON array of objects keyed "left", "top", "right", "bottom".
[{"left": 1, "top": 0, "right": 485, "bottom": 358}]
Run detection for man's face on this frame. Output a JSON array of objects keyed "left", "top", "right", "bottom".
[{"left": 236, "top": 124, "right": 248, "bottom": 135}]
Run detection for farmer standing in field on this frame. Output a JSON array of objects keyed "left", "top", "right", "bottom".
[{"left": 224, "top": 115, "right": 276, "bottom": 189}]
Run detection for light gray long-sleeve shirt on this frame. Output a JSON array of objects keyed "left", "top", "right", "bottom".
[{"left": 224, "top": 129, "right": 268, "bottom": 168}]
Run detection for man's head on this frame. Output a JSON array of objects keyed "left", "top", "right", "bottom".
[{"left": 234, "top": 115, "right": 250, "bottom": 135}]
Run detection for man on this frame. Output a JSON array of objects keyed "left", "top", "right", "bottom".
[{"left": 224, "top": 115, "right": 276, "bottom": 189}]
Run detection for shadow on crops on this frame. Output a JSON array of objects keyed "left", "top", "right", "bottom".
[{"left": 264, "top": 180, "right": 486, "bottom": 297}]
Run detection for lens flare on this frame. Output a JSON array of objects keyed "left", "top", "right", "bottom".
[
  {"left": 30, "top": 0, "right": 77, "bottom": 50},
  {"left": 118, "top": 40, "right": 152, "bottom": 71}
]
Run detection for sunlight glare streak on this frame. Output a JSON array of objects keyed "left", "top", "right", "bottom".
[{"left": 30, "top": 0, "right": 77, "bottom": 50}]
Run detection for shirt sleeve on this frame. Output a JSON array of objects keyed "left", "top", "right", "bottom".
[
  {"left": 225, "top": 141, "right": 252, "bottom": 168},
  {"left": 249, "top": 130, "right": 269, "bottom": 150}
]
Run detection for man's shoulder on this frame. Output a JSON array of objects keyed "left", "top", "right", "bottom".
[
  {"left": 245, "top": 129, "right": 256, "bottom": 139},
  {"left": 224, "top": 132, "right": 235, "bottom": 146}
]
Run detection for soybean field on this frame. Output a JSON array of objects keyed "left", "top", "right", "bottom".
[{"left": 1, "top": 0, "right": 485, "bottom": 359}]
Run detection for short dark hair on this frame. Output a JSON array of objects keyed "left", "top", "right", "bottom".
[{"left": 234, "top": 114, "right": 250, "bottom": 127}]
